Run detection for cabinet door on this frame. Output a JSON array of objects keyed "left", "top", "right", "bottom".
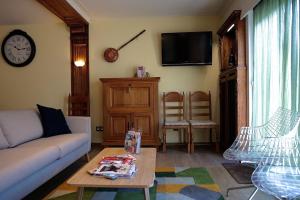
[
  {"left": 107, "top": 113, "right": 131, "bottom": 140},
  {"left": 107, "top": 82, "right": 153, "bottom": 112},
  {"left": 132, "top": 113, "right": 153, "bottom": 142}
]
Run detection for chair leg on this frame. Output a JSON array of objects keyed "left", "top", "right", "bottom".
[
  {"left": 248, "top": 188, "right": 258, "bottom": 200},
  {"left": 163, "top": 128, "right": 166, "bottom": 153},
  {"left": 226, "top": 185, "right": 255, "bottom": 197},
  {"left": 179, "top": 129, "right": 183, "bottom": 143},
  {"left": 215, "top": 127, "right": 220, "bottom": 153},
  {"left": 215, "top": 142, "right": 220, "bottom": 153},
  {"left": 190, "top": 126, "right": 194, "bottom": 153},
  {"left": 184, "top": 129, "right": 188, "bottom": 144},
  {"left": 209, "top": 128, "right": 212, "bottom": 144},
  {"left": 187, "top": 127, "right": 191, "bottom": 153}
]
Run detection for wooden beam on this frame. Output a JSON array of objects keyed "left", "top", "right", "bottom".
[{"left": 37, "top": 0, "right": 88, "bottom": 26}]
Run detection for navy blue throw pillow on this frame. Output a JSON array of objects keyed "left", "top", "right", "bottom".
[{"left": 37, "top": 104, "right": 72, "bottom": 137}]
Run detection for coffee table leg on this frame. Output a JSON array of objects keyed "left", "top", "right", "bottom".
[
  {"left": 77, "top": 187, "right": 84, "bottom": 200},
  {"left": 144, "top": 187, "right": 150, "bottom": 200}
]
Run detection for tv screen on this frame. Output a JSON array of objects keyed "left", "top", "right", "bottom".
[{"left": 161, "top": 32, "right": 212, "bottom": 66}]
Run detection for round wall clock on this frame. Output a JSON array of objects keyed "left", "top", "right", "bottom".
[{"left": 1, "top": 29, "right": 36, "bottom": 67}]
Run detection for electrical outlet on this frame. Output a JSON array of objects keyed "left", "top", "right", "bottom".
[{"left": 96, "top": 126, "right": 104, "bottom": 132}]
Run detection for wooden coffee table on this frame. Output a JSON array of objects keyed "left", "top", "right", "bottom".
[{"left": 67, "top": 148, "right": 156, "bottom": 200}]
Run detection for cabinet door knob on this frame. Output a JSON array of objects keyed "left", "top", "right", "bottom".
[{"left": 128, "top": 84, "right": 132, "bottom": 87}]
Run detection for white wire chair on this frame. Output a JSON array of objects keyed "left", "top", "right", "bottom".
[
  {"left": 223, "top": 107, "right": 300, "bottom": 198},
  {"left": 251, "top": 128, "right": 300, "bottom": 200}
]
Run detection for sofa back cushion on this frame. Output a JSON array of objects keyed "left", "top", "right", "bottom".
[
  {"left": 37, "top": 104, "right": 71, "bottom": 137},
  {"left": 0, "top": 128, "right": 9, "bottom": 149},
  {"left": 0, "top": 110, "right": 43, "bottom": 147}
]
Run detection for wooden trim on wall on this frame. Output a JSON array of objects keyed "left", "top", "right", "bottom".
[
  {"left": 217, "top": 10, "right": 241, "bottom": 36},
  {"left": 36, "top": 0, "right": 88, "bottom": 26},
  {"left": 37, "top": 0, "right": 90, "bottom": 116},
  {"left": 70, "top": 24, "right": 89, "bottom": 97}
]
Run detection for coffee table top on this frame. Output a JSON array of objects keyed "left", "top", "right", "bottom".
[{"left": 67, "top": 148, "right": 156, "bottom": 188}]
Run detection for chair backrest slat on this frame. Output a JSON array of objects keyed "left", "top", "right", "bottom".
[
  {"left": 163, "top": 91, "right": 185, "bottom": 122},
  {"left": 166, "top": 113, "right": 184, "bottom": 117},
  {"left": 189, "top": 91, "right": 212, "bottom": 120},
  {"left": 192, "top": 106, "right": 210, "bottom": 109},
  {"left": 192, "top": 113, "right": 210, "bottom": 117}
]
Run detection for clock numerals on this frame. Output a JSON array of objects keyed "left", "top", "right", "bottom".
[{"left": 11, "top": 56, "right": 16, "bottom": 62}]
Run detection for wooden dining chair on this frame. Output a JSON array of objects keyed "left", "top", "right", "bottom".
[
  {"left": 68, "top": 94, "right": 90, "bottom": 116},
  {"left": 189, "top": 91, "right": 219, "bottom": 153},
  {"left": 162, "top": 91, "right": 190, "bottom": 153}
]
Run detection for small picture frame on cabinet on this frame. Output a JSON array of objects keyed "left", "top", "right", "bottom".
[{"left": 136, "top": 66, "right": 145, "bottom": 78}]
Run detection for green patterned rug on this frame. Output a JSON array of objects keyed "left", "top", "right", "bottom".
[{"left": 48, "top": 167, "right": 224, "bottom": 200}]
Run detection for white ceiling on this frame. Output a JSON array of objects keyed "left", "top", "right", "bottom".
[
  {"left": 75, "top": 0, "right": 227, "bottom": 18},
  {"left": 0, "top": 0, "right": 227, "bottom": 25},
  {"left": 0, "top": 0, "right": 61, "bottom": 25}
]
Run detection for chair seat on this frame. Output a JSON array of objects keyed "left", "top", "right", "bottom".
[
  {"left": 164, "top": 120, "right": 189, "bottom": 126},
  {"left": 252, "top": 165, "right": 300, "bottom": 200},
  {"left": 189, "top": 119, "right": 217, "bottom": 126}
]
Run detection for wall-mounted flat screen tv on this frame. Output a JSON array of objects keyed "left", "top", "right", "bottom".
[{"left": 161, "top": 31, "right": 212, "bottom": 66}]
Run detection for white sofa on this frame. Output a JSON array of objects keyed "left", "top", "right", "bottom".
[{"left": 0, "top": 110, "right": 91, "bottom": 200}]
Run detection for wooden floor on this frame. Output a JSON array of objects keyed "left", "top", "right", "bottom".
[
  {"left": 27, "top": 144, "right": 276, "bottom": 200},
  {"left": 89, "top": 145, "right": 275, "bottom": 200}
]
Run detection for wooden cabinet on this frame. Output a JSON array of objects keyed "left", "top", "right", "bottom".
[
  {"left": 100, "top": 77, "right": 160, "bottom": 147},
  {"left": 217, "top": 10, "right": 248, "bottom": 151}
]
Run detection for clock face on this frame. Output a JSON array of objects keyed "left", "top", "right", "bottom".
[{"left": 1, "top": 30, "right": 36, "bottom": 67}]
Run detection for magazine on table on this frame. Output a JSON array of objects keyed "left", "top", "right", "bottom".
[
  {"left": 124, "top": 130, "right": 142, "bottom": 154},
  {"left": 99, "top": 154, "right": 136, "bottom": 165},
  {"left": 88, "top": 154, "right": 137, "bottom": 178}
]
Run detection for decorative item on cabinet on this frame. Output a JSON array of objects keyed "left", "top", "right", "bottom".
[
  {"left": 134, "top": 66, "right": 150, "bottom": 78},
  {"left": 136, "top": 66, "right": 145, "bottom": 78},
  {"left": 100, "top": 77, "right": 160, "bottom": 148}
]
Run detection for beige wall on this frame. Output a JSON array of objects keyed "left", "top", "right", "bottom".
[
  {"left": 0, "top": 23, "right": 70, "bottom": 112},
  {"left": 90, "top": 16, "right": 220, "bottom": 143},
  {"left": 0, "top": 16, "right": 221, "bottom": 144}
]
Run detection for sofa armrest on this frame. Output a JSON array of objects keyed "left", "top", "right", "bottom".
[{"left": 65, "top": 116, "right": 91, "bottom": 144}]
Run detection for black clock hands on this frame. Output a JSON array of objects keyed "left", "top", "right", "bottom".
[
  {"left": 14, "top": 46, "right": 27, "bottom": 51},
  {"left": 14, "top": 46, "right": 21, "bottom": 50}
]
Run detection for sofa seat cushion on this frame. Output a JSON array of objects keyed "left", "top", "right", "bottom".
[
  {"left": 0, "top": 110, "right": 43, "bottom": 147},
  {"left": 0, "top": 146, "right": 60, "bottom": 193},
  {"left": 19, "top": 133, "right": 89, "bottom": 158}
]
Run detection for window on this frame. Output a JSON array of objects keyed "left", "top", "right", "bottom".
[{"left": 250, "top": 0, "right": 300, "bottom": 125}]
